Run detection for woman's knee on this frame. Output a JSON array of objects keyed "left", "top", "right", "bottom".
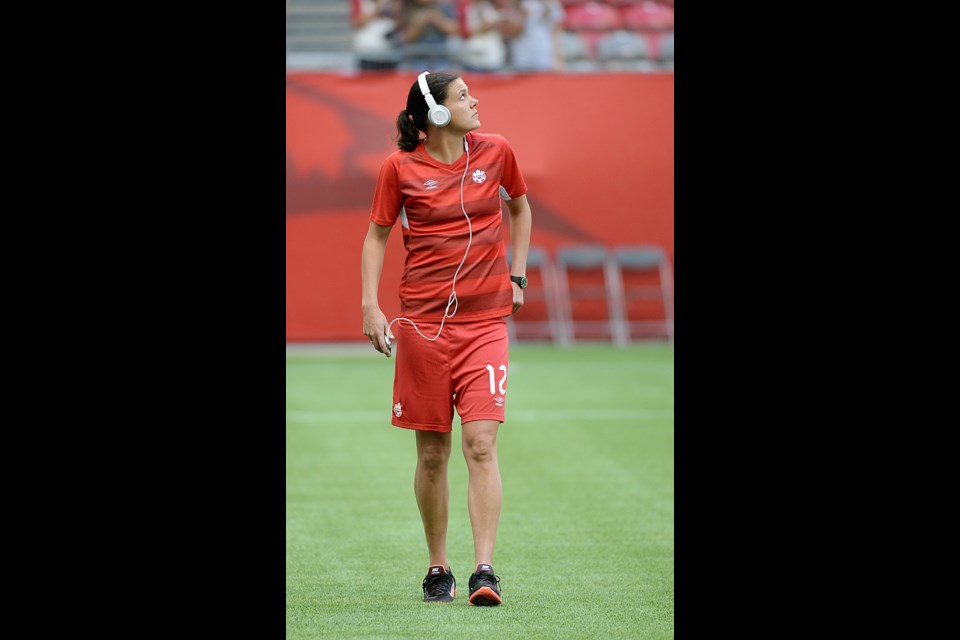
[
  {"left": 418, "top": 439, "right": 451, "bottom": 471},
  {"left": 462, "top": 430, "right": 498, "bottom": 464}
]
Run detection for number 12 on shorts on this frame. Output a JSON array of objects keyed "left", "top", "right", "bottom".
[{"left": 485, "top": 364, "right": 507, "bottom": 395}]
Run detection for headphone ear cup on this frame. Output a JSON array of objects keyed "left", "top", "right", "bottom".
[{"left": 430, "top": 105, "right": 451, "bottom": 128}]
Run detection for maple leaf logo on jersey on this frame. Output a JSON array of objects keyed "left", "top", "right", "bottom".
[{"left": 472, "top": 169, "right": 486, "bottom": 184}]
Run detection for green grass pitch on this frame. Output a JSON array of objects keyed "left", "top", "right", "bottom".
[{"left": 286, "top": 342, "right": 674, "bottom": 639}]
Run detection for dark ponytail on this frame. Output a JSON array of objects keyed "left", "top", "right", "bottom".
[
  {"left": 394, "top": 72, "right": 458, "bottom": 151},
  {"left": 396, "top": 109, "right": 422, "bottom": 152}
]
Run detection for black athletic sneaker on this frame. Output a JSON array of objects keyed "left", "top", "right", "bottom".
[
  {"left": 468, "top": 564, "right": 502, "bottom": 606},
  {"left": 422, "top": 565, "right": 456, "bottom": 603}
]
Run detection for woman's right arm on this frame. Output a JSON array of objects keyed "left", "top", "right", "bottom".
[{"left": 361, "top": 220, "right": 395, "bottom": 356}]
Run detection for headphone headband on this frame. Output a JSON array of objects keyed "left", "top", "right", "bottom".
[{"left": 417, "top": 71, "right": 438, "bottom": 110}]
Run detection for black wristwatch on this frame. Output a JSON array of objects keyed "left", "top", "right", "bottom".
[{"left": 510, "top": 275, "right": 528, "bottom": 289}]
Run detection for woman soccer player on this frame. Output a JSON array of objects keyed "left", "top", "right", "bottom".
[{"left": 361, "top": 71, "right": 532, "bottom": 606}]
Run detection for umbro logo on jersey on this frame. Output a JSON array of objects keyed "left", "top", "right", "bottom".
[
  {"left": 472, "top": 169, "right": 487, "bottom": 184},
  {"left": 423, "top": 179, "right": 439, "bottom": 190}
]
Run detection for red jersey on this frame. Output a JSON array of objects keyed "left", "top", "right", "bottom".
[{"left": 370, "top": 131, "right": 528, "bottom": 322}]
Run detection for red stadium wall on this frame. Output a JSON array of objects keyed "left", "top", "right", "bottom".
[{"left": 287, "top": 72, "right": 673, "bottom": 342}]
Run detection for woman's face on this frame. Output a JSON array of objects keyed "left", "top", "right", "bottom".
[{"left": 442, "top": 78, "right": 481, "bottom": 132}]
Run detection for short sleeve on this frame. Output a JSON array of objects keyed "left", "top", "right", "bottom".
[
  {"left": 498, "top": 137, "right": 527, "bottom": 200},
  {"left": 370, "top": 155, "right": 402, "bottom": 226}
]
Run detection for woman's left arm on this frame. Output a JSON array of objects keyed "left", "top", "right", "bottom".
[{"left": 504, "top": 194, "right": 532, "bottom": 314}]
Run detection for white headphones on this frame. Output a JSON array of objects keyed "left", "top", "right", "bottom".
[{"left": 418, "top": 71, "right": 451, "bottom": 128}]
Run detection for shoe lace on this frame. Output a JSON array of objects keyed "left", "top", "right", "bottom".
[
  {"left": 423, "top": 573, "right": 453, "bottom": 597},
  {"left": 470, "top": 571, "right": 500, "bottom": 588}
]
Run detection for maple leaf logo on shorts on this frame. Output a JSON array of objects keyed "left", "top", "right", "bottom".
[{"left": 393, "top": 402, "right": 402, "bottom": 418}]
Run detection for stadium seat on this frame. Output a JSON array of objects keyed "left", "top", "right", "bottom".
[
  {"left": 554, "top": 244, "right": 628, "bottom": 345},
  {"left": 611, "top": 244, "right": 674, "bottom": 343},
  {"left": 620, "top": 1, "right": 674, "bottom": 32},
  {"left": 564, "top": 2, "right": 623, "bottom": 32},
  {"left": 506, "top": 246, "right": 564, "bottom": 344},
  {"left": 596, "top": 28, "right": 650, "bottom": 69}
]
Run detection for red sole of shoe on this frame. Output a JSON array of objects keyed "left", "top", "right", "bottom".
[{"left": 468, "top": 586, "right": 502, "bottom": 606}]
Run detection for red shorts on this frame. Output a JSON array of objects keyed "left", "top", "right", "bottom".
[{"left": 390, "top": 317, "right": 509, "bottom": 432}]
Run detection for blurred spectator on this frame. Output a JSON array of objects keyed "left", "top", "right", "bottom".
[
  {"left": 460, "top": 0, "right": 509, "bottom": 72},
  {"left": 351, "top": 0, "right": 402, "bottom": 71},
  {"left": 500, "top": 0, "right": 565, "bottom": 73},
  {"left": 394, "top": 0, "right": 463, "bottom": 71}
]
